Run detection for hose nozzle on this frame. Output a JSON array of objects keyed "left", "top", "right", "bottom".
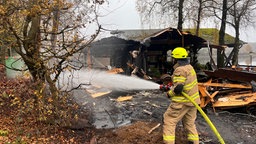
[{"left": 159, "top": 84, "right": 171, "bottom": 92}]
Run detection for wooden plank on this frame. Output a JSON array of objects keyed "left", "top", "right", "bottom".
[
  {"left": 107, "top": 68, "right": 124, "bottom": 74},
  {"left": 213, "top": 92, "right": 256, "bottom": 107},
  {"left": 198, "top": 82, "right": 252, "bottom": 89},
  {"left": 116, "top": 96, "right": 133, "bottom": 102},
  {"left": 91, "top": 91, "right": 112, "bottom": 98},
  {"left": 204, "top": 91, "right": 219, "bottom": 107},
  {"left": 148, "top": 123, "right": 161, "bottom": 134}
]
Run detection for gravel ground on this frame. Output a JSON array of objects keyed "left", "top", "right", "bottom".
[{"left": 73, "top": 89, "right": 256, "bottom": 144}]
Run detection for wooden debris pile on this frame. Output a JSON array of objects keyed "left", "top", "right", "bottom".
[{"left": 199, "top": 68, "right": 256, "bottom": 115}]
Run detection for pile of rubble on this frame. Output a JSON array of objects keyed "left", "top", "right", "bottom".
[{"left": 199, "top": 67, "right": 256, "bottom": 115}]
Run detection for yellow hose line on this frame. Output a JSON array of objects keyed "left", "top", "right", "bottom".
[{"left": 181, "top": 92, "right": 225, "bottom": 144}]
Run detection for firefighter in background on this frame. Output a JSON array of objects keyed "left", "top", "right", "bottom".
[
  {"left": 128, "top": 50, "right": 152, "bottom": 79},
  {"left": 163, "top": 47, "right": 201, "bottom": 144}
]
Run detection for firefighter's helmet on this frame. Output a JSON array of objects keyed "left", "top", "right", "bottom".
[{"left": 171, "top": 47, "right": 188, "bottom": 59}]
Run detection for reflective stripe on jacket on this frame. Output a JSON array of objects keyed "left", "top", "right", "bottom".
[{"left": 167, "top": 64, "right": 201, "bottom": 105}]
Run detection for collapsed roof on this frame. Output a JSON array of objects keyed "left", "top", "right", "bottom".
[{"left": 113, "top": 27, "right": 207, "bottom": 51}]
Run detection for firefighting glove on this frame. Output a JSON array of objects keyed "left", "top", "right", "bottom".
[
  {"left": 174, "top": 84, "right": 184, "bottom": 95},
  {"left": 159, "top": 84, "right": 170, "bottom": 92},
  {"left": 166, "top": 92, "right": 171, "bottom": 98}
]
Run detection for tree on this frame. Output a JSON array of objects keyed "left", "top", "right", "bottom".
[
  {"left": 210, "top": 0, "right": 256, "bottom": 66},
  {"left": 192, "top": 0, "right": 213, "bottom": 36},
  {"left": 227, "top": 0, "right": 256, "bottom": 65},
  {"left": 136, "top": 0, "right": 184, "bottom": 29},
  {"left": 218, "top": 0, "right": 227, "bottom": 68},
  {"left": 177, "top": 0, "right": 185, "bottom": 30},
  {"left": 0, "top": 0, "right": 104, "bottom": 122},
  {"left": 137, "top": 0, "right": 256, "bottom": 67},
  {"left": 136, "top": 0, "right": 216, "bottom": 32},
  {"left": 0, "top": 0, "right": 8, "bottom": 75},
  {"left": 209, "top": 0, "right": 228, "bottom": 68}
]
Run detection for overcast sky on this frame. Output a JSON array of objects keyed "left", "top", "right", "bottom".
[{"left": 97, "top": 0, "right": 255, "bottom": 43}]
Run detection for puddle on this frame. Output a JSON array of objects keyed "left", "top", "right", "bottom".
[
  {"left": 72, "top": 88, "right": 168, "bottom": 129},
  {"left": 72, "top": 89, "right": 134, "bottom": 129},
  {"left": 93, "top": 111, "right": 116, "bottom": 129},
  {"left": 93, "top": 111, "right": 132, "bottom": 129}
]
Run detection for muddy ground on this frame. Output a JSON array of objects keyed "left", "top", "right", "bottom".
[{"left": 73, "top": 89, "right": 256, "bottom": 144}]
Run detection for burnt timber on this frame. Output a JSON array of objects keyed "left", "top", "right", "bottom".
[{"left": 204, "top": 68, "right": 256, "bottom": 83}]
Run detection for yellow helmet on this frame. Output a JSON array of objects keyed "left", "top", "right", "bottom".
[{"left": 171, "top": 47, "right": 188, "bottom": 59}]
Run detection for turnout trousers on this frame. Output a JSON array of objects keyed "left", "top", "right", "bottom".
[{"left": 163, "top": 102, "right": 199, "bottom": 144}]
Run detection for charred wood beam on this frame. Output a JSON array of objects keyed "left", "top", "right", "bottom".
[
  {"left": 150, "top": 39, "right": 181, "bottom": 45},
  {"left": 204, "top": 68, "right": 256, "bottom": 83},
  {"left": 200, "top": 43, "right": 226, "bottom": 50}
]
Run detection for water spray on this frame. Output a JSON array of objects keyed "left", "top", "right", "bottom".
[{"left": 59, "top": 69, "right": 160, "bottom": 91}]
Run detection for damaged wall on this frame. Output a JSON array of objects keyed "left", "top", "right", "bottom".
[{"left": 84, "top": 36, "right": 141, "bottom": 75}]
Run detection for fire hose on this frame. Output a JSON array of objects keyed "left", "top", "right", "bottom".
[{"left": 181, "top": 92, "right": 225, "bottom": 144}]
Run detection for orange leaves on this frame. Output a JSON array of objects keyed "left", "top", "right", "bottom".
[
  {"left": 0, "top": 5, "right": 6, "bottom": 15},
  {"left": 28, "top": 5, "right": 42, "bottom": 16},
  {"left": 20, "top": 9, "right": 30, "bottom": 16},
  {"left": 47, "top": 97, "right": 53, "bottom": 102},
  {"left": 0, "top": 78, "right": 35, "bottom": 109}
]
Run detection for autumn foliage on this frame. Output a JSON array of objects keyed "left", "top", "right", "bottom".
[{"left": 0, "top": 71, "right": 93, "bottom": 143}]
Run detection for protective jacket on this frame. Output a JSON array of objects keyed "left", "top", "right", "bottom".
[
  {"left": 163, "top": 60, "right": 200, "bottom": 144},
  {"left": 167, "top": 63, "right": 200, "bottom": 106}
]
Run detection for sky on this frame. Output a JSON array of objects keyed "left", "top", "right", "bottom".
[{"left": 96, "top": 0, "right": 255, "bottom": 43}]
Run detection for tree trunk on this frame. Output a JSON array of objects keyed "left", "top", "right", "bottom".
[
  {"left": 177, "top": 0, "right": 184, "bottom": 30},
  {"left": 195, "top": 0, "right": 202, "bottom": 36},
  {"left": 51, "top": 0, "right": 60, "bottom": 51},
  {"left": 0, "top": 46, "right": 6, "bottom": 65},
  {"left": 0, "top": 0, "right": 7, "bottom": 76},
  {"left": 232, "top": 25, "right": 240, "bottom": 66},
  {"left": 217, "top": 0, "right": 227, "bottom": 68}
]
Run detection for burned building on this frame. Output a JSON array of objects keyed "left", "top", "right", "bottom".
[
  {"left": 84, "top": 28, "right": 256, "bottom": 112},
  {"left": 138, "top": 27, "right": 206, "bottom": 77},
  {"left": 85, "top": 36, "right": 141, "bottom": 75},
  {"left": 86, "top": 27, "right": 208, "bottom": 78}
]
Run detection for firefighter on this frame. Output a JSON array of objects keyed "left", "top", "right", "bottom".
[{"left": 163, "top": 47, "right": 201, "bottom": 144}]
